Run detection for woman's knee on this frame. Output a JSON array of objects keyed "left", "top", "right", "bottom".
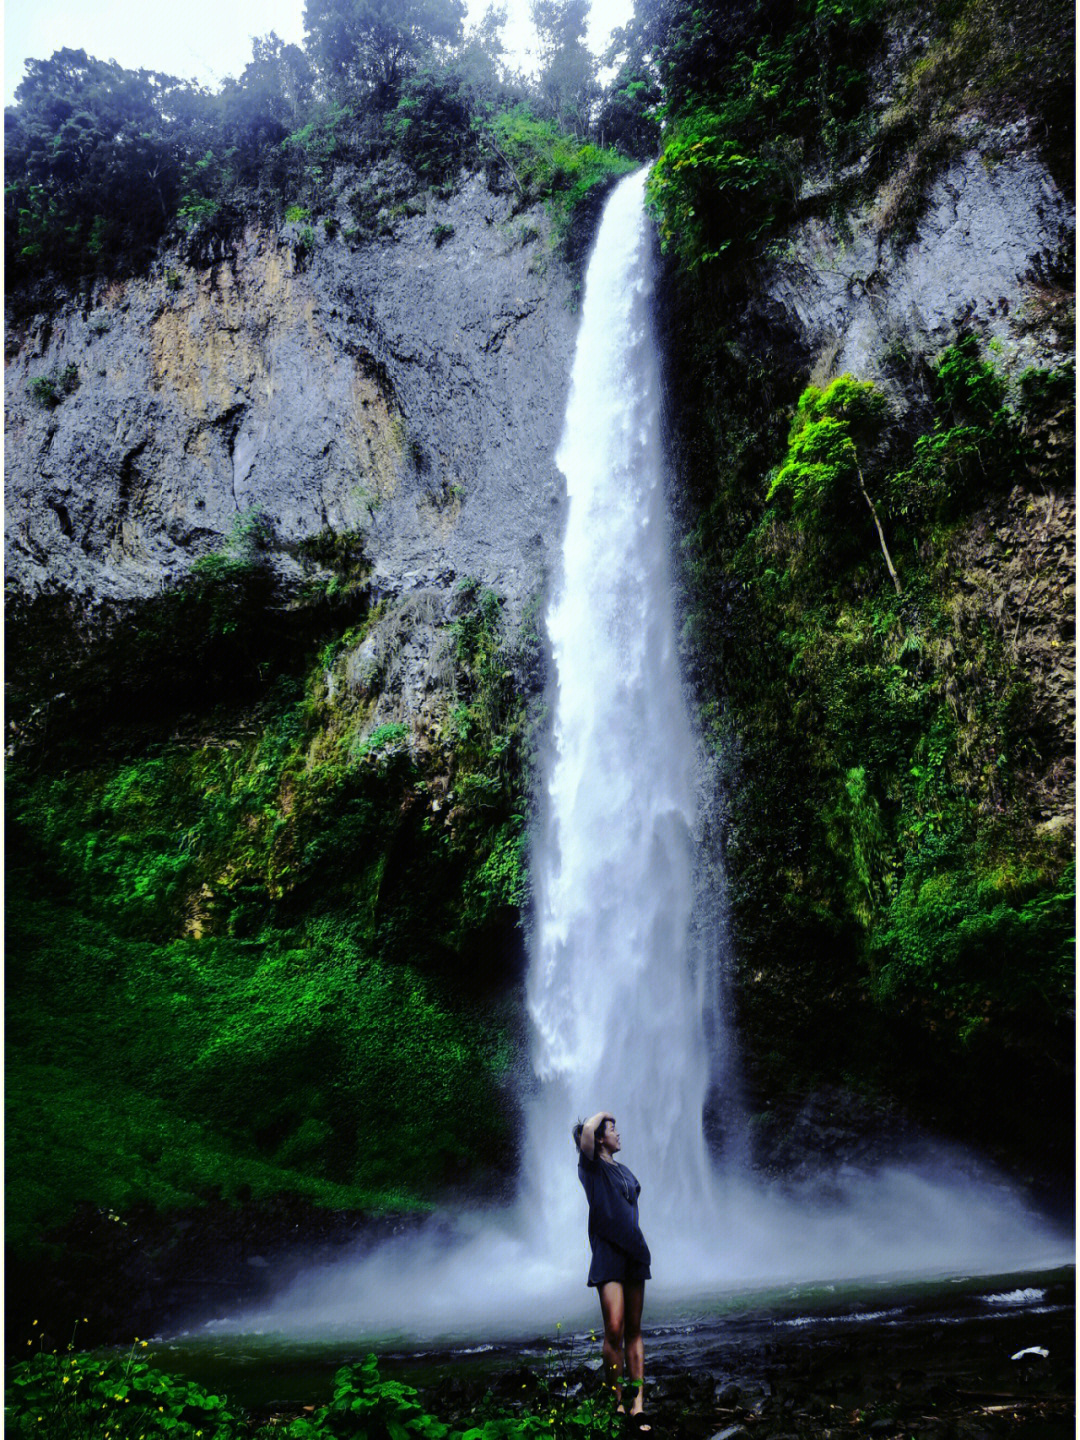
[{"left": 604, "top": 1317, "right": 625, "bottom": 1349}]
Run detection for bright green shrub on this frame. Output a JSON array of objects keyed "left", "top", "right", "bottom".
[
  {"left": 6, "top": 1342, "right": 239, "bottom": 1440},
  {"left": 646, "top": 0, "right": 884, "bottom": 266},
  {"left": 7, "top": 574, "right": 532, "bottom": 1242},
  {"left": 483, "top": 106, "right": 635, "bottom": 247}
]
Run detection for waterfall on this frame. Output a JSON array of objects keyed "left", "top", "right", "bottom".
[
  {"left": 205, "top": 174, "right": 1068, "bottom": 1345},
  {"left": 524, "top": 168, "right": 722, "bottom": 1264}
]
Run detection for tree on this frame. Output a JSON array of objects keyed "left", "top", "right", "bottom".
[
  {"left": 530, "top": 0, "right": 597, "bottom": 136},
  {"left": 455, "top": 4, "right": 513, "bottom": 102},
  {"left": 5, "top": 49, "right": 213, "bottom": 288},
  {"left": 768, "top": 375, "right": 902, "bottom": 594},
  {"left": 218, "top": 34, "right": 316, "bottom": 185},
  {"left": 595, "top": 62, "right": 661, "bottom": 155},
  {"left": 303, "top": 0, "right": 467, "bottom": 106},
  {"left": 626, "top": 0, "right": 799, "bottom": 112}
]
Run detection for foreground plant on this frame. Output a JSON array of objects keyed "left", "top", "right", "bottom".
[
  {"left": 6, "top": 1330, "right": 237, "bottom": 1439},
  {"left": 7, "top": 1342, "right": 627, "bottom": 1440}
]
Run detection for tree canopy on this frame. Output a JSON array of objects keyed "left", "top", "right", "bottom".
[
  {"left": 5, "top": 49, "right": 213, "bottom": 285},
  {"left": 3, "top": 0, "right": 653, "bottom": 298},
  {"left": 303, "top": 0, "right": 468, "bottom": 104}
]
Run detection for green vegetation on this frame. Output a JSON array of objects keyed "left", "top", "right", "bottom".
[
  {"left": 641, "top": 0, "right": 1073, "bottom": 265},
  {"left": 766, "top": 375, "right": 901, "bottom": 593},
  {"left": 644, "top": 0, "right": 884, "bottom": 267},
  {"left": 671, "top": 315, "right": 1074, "bottom": 1168},
  {"left": 27, "top": 364, "right": 78, "bottom": 407},
  {"left": 483, "top": 107, "right": 636, "bottom": 248},
  {"left": 7, "top": 573, "right": 533, "bottom": 1251},
  {"left": 6, "top": 1345, "right": 624, "bottom": 1440},
  {"left": 8, "top": 1339, "right": 240, "bottom": 1440},
  {"left": 638, "top": 0, "right": 1074, "bottom": 1172},
  {"left": 4, "top": 0, "right": 646, "bottom": 303}
]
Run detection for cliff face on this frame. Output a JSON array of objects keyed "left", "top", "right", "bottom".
[
  {"left": 759, "top": 110, "right": 1075, "bottom": 833},
  {"left": 5, "top": 165, "right": 584, "bottom": 1255},
  {"left": 765, "top": 117, "right": 1071, "bottom": 385},
  {"left": 659, "top": 98, "right": 1074, "bottom": 1181},
  {"left": 6, "top": 169, "right": 585, "bottom": 784},
  {"left": 6, "top": 168, "right": 573, "bottom": 683}
]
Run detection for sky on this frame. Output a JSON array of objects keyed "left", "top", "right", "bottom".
[{"left": 4, "top": 0, "right": 635, "bottom": 107}]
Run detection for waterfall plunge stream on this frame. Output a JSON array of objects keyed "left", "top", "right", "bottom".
[
  {"left": 207, "top": 173, "right": 1069, "bottom": 1346},
  {"left": 525, "top": 166, "right": 721, "bottom": 1261}
]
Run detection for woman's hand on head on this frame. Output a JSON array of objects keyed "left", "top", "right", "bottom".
[{"left": 578, "top": 1110, "right": 613, "bottom": 1161}]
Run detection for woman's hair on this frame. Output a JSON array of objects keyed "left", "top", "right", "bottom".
[{"left": 572, "top": 1117, "right": 609, "bottom": 1151}]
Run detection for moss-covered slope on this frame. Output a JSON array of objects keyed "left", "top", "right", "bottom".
[
  {"left": 7, "top": 562, "right": 537, "bottom": 1252},
  {"left": 649, "top": 0, "right": 1074, "bottom": 1185}
]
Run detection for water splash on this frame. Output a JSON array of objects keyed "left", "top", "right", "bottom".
[{"left": 195, "top": 173, "right": 1069, "bottom": 1344}]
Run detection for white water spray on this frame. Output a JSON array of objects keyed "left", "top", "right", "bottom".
[{"left": 202, "top": 174, "right": 1069, "bottom": 1344}]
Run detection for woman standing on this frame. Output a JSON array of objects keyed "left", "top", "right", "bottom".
[{"left": 573, "top": 1110, "right": 652, "bottom": 1430}]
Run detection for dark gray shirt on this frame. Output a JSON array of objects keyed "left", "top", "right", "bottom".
[{"left": 577, "top": 1152, "right": 651, "bottom": 1265}]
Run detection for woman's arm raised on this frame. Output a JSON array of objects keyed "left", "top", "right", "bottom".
[{"left": 577, "top": 1110, "right": 613, "bottom": 1162}]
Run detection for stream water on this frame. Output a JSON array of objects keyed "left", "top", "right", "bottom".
[{"left": 171, "top": 170, "right": 1071, "bottom": 1364}]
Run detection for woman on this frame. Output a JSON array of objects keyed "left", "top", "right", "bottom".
[{"left": 573, "top": 1110, "right": 652, "bottom": 1430}]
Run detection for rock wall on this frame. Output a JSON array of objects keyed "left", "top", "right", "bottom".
[
  {"left": 757, "top": 112, "right": 1075, "bottom": 824},
  {"left": 5, "top": 170, "right": 576, "bottom": 627},
  {"left": 763, "top": 115, "right": 1072, "bottom": 384},
  {"left": 657, "top": 97, "right": 1074, "bottom": 1183}
]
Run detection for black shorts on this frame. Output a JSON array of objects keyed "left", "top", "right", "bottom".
[{"left": 587, "top": 1238, "right": 651, "bottom": 1287}]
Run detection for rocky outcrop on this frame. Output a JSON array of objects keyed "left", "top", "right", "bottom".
[
  {"left": 5, "top": 170, "right": 576, "bottom": 630},
  {"left": 657, "top": 95, "right": 1075, "bottom": 1185},
  {"left": 763, "top": 115, "right": 1073, "bottom": 385},
  {"left": 756, "top": 111, "right": 1075, "bottom": 824}
]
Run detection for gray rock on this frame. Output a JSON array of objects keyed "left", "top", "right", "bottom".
[
  {"left": 5, "top": 170, "right": 577, "bottom": 638},
  {"left": 763, "top": 116, "right": 1073, "bottom": 388}
]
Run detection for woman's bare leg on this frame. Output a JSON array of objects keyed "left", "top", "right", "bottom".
[
  {"left": 624, "top": 1281, "right": 646, "bottom": 1419},
  {"left": 597, "top": 1281, "right": 626, "bottom": 1409}
]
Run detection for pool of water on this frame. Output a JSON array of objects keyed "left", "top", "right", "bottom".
[{"left": 145, "top": 1264, "right": 1074, "bottom": 1410}]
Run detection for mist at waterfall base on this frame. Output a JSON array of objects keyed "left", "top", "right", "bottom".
[{"left": 197, "top": 172, "right": 1070, "bottom": 1346}]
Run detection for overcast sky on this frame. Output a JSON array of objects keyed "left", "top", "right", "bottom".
[{"left": 4, "top": 0, "right": 634, "bottom": 107}]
